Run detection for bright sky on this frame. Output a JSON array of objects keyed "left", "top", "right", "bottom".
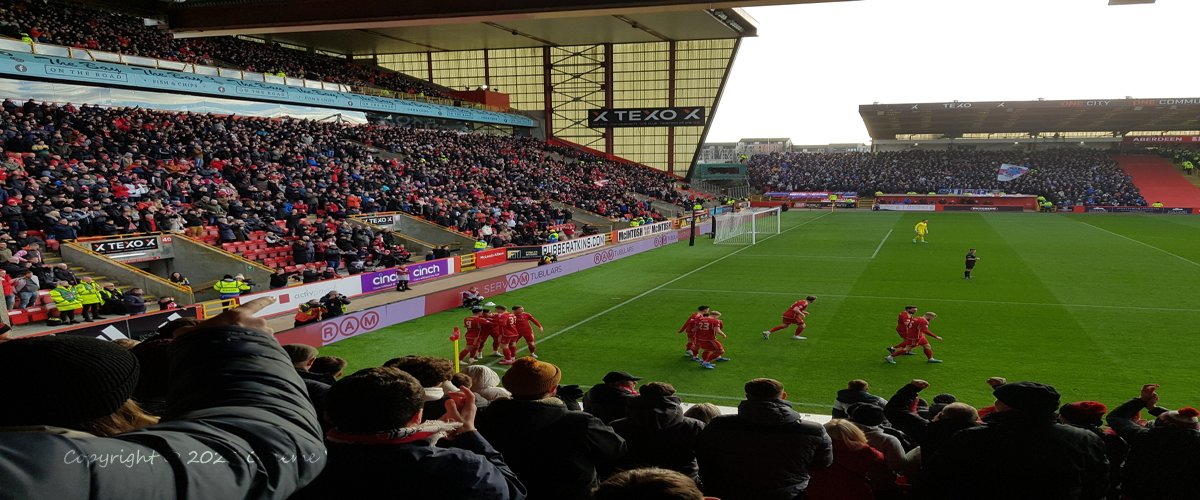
[{"left": 706, "top": 0, "right": 1200, "bottom": 145}]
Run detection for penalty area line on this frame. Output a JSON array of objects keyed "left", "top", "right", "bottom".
[
  {"left": 870, "top": 229, "right": 894, "bottom": 259},
  {"left": 1075, "top": 220, "right": 1200, "bottom": 268},
  {"left": 484, "top": 212, "right": 834, "bottom": 367}
]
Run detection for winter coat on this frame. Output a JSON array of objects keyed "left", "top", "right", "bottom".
[
  {"left": 609, "top": 394, "right": 705, "bottom": 479},
  {"left": 695, "top": 399, "right": 834, "bottom": 500},
  {"left": 0, "top": 326, "right": 325, "bottom": 499},
  {"left": 583, "top": 383, "right": 637, "bottom": 424},
  {"left": 806, "top": 441, "right": 899, "bottom": 500},
  {"left": 477, "top": 398, "right": 626, "bottom": 500},
  {"left": 1106, "top": 398, "right": 1200, "bottom": 499},
  {"left": 856, "top": 423, "right": 911, "bottom": 473},
  {"left": 884, "top": 382, "right": 980, "bottom": 463},
  {"left": 296, "top": 370, "right": 333, "bottom": 432},
  {"left": 293, "top": 431, "right": 525, "bottom": 500},
  {"left": 122, "top": 292, "right": 146, "bottom": 315},
  {"left": 923, "top": 410, "right": 1109, "bottom": 500},
  {"left": 833, "top": 388, "right": 887, "bottom": 419}
]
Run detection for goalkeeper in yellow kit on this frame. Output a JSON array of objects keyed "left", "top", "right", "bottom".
[{"left": 913, "top": 219, "right": 929, "bottom": 244}]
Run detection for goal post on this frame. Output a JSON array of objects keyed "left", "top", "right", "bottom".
[{"left": 713, "top": 206, "right": 782, "bottom": 245}]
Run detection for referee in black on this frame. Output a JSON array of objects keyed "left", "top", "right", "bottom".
[{"left": 964, "top": 248, "right": 980, "bottom": 279}]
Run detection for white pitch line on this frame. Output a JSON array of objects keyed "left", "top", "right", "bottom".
[
  {"left": 658, "top": 287, "right": 1200, "bottom": 313},
  {"left": 1075, "top": 219, "right": 1200, "bottom": 268},
  {"left": 737, "top": 255, "right": 871, "bottom": 260},
  {"left": 485, "top": 212, "right": 834, "bottom": 366},
  {"left": 870, "top": 228, "right": 894, "bottom": 259}
]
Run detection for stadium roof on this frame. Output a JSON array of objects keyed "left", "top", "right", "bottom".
[
  {"left": 143, "top": 1, "right": 852, "bottom": 53},
  {"left": 860, "top": 98, "right": 1200, "bottom": 140}
]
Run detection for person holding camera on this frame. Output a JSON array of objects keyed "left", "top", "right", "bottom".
[{"left": 321, "top": 291, "right": 351, "bottom": 318}]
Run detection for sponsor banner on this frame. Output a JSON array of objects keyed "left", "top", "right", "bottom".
[
  {"left": 56, "top": 306, "right": 199, "bottom": 341},
  {"left": 243, "top": 275, "right": 365, "bottom": 317},
  {"left": 1088, "top": 206, "right": 1195, "bottom": 214},
  {"left": 615, "top": 221, "right": 674, "bottom": 242},
  {"left": 507, "top": 229, "right": 683, "bottom": 293},
  {"left": 89, "top": 235, "right": 173, "bottom": 262},
  {"left": 358, "top": 214, "right": 396, "bottom": 226},
  {"left": 541, "top": 234, "right": 606, "bottom": 257},
  {"left": 942, "top": 205, "right": 1024, "bottom": 212},
  {"left": 878, "top": 204, "right": 936, "bottom": 212},
  {"left": 475, "top": 247, "right": 508, "bottom": 268},
  {"left": 765, "top": 191, "right": 858, "bottom": 201},
  {"left": 506, "top": 246, "right": 544, "bottom": 261},
  {"left": 0, "top": 51, "right": 535, "bottom": 128},
  {"left": 1123, "top": 136, "right": 1200, "bottom": 143},
  {"left": 278, "top": 297, "right": 427, "bottom": 347},
  {"left": 358, "top": 258, "right": 455, "bottom": 293},
  {"left": 588, "top": 107, "right": 705, "bottom": 127}
]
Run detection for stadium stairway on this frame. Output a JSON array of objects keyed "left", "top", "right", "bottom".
[
  {"left": 8, "top": 254, "right": 156, "bottom": 328},
  {"left": 1114, "top": 155, "right": 1200, "bottom": 207}
]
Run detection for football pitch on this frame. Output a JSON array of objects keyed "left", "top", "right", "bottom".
[{"left": 319, "top": 211, "right": 1200, "bottom": 413}]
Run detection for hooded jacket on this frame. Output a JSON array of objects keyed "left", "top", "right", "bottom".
[
  {"left": 696, "top": 399, "right": 833, "bottom": 500},
  {"left": 609, "top": 394, "right": 705, "bottom": 478},
  {"left": 833, "top": 388, "right": 887, "bottom": 419},
  {"left": 923, "top": 410, "right": 1108, "bottom": 500},
  {"left": 583, "top": 383, "right": 637, "bottom": 424},
  {"left": 476, "top": 397, "right": 626, "bottom": 500},
  {"left": 0, "top": 326, "right": 325, "bottom": 499},
  {"left": 1106, "top": 398, "right": 1200, "bottom": 499}
]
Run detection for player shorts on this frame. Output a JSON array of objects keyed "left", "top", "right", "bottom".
[
  {"left": 500, "top": 335, "right": 521, "bottom": 344},
  {"left": 465, "top": 334, "right": 482, "bottom": 348},
  {"left": 903, "top": 336, "right": 930, "bottom": 347},
  {"left": 696, "top": 340, "right": 724, "bottom": 352},
  {"left": 781, "top": 316, "right": 803, "bottom": 326},
  {"left": 518, "top": 331, "right": 536, "bottom": 343}
]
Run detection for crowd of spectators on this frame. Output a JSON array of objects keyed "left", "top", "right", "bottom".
[
  {"left": 0, "top": 100, "right": 687, "bottom": 259},
  {"left": 748, "top": 149, "right": 1146, "bottom": 206},
  {"left": 0, "top": 0, "right": 445, "bottom": 98},
  {"left": 2, "top": 301, "right": 1197, "bottom": 499}
]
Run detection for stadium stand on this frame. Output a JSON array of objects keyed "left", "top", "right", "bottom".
[
  {"left": 747, "top": 150, "right": 1147, "bottom": 207},
  {"left": 0, "top": 0, "right": 448, "bottom": 99}
]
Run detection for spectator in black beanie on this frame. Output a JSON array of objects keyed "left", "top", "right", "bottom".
[
  {"left": 924, "top": 381, "right": 1109, "bottom": 499},
  {"left": 610, "top": 382, "right": 706, "bottom": 480},
  {"left": 0, "top": 297, "right": 324, "bottom": 498}
]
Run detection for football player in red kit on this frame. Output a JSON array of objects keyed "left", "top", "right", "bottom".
[
  {"left": 512, "top": 305, "right": 544, "bottom": 358},
  {"left": 482, "top": 309, "right": 503, "bottom": 357},
  {"left": 763, "top": 295, "right": 817, "bottom": 340},
  {"left": 886, "top": 312, "right": 943, "bottom": 364},
  {"left": 459, "top": 307, "right": 491, "bottom": 363},
  {"left": 887, "top": 305, "right": 919, "bottom": 356},
  {"left": 695, "top": 311, "right": 730, "bottom": 369},
  {"left": 678, "top": 305, "right": 710, "bottom": 360},
  {"left": 493, "top": 305, "right": 521, "bottom": 365}
]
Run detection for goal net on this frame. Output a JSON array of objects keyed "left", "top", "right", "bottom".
[{"left": 713, "top": 207, "right": 782, "bottom": 245}]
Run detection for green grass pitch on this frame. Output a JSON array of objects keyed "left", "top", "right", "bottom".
[{"left": 319, "top": 211, "right": 1200, "bottom": 413}]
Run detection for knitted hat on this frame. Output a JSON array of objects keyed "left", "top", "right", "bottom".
[
  {"left": 993, "top": 382, "right": 1061, "bottom": 415},
  {"left": 0, "top": 336, "right": 139, "bottom": 427},
  {"left": 848, "top": 402, "right": 886, "bottom": 426},
  {"left": 1158, "top": 407, "right": 1200, "bottom": 429},
  {"left": 1059, "top": 401, "right": 1108, "bottom": 427},
  {"left": 501, "top": 356, "right": 561, "bottom": 398}
]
